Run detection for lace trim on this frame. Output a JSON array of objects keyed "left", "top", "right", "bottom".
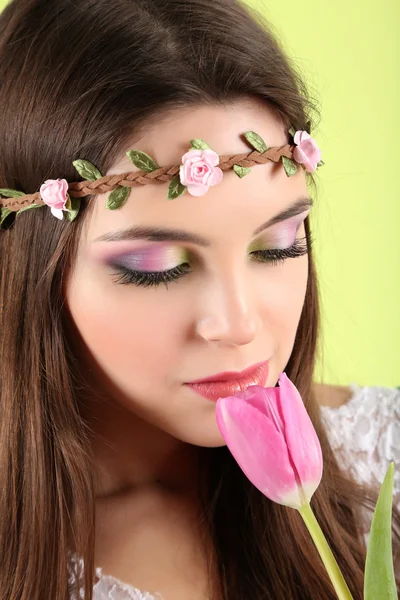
[
  {"left": 68, "top": 552, "right": 164, "bottom": 599},
  {"left": 320, "top": 384, "right": 400, "bottom": 544}
]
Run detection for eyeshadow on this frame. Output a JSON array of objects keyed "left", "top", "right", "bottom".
[
  {"left": 109, "top": 245, "right": 188, "bottom": 272},
  {"left": 93, "top": 209, "right": 310, "bottom": 267},
  {"left": 269, "top": 223, "right": 298, "bottom": 249},
  {"left": 250, "top": 212, "right": 307, "bottom": 251}
]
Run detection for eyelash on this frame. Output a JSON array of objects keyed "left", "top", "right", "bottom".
[{"left": 111, "top": 236, "right": 311, "bottom": 289}]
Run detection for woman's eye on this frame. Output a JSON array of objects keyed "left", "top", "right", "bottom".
[
  {"left": 111, "top": 236, "right": 310, "bottom": 289},
  {"left": 251, "top": 236, "right": 309, "bottom": 265},
  {"left": 111, "top": 262, "right": 191, "bottom": 289}
]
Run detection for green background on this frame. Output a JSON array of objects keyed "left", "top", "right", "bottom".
[
  {"left": 244, "top": 0, "right": 400, "bottom": 387},
  {"left": 1, "top": 0, "right": 399, "bottom": 387}
]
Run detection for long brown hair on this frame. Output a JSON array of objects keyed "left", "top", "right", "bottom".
[{"left": 0, "top": 0, "right": 398, "bottom": 598}]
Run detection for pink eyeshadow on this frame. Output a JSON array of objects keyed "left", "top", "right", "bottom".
[
  {"left": 109, "top": 246, "right": 186, "bottom": 272},
  {"left": 267, "top": 212, "right": 308, "bottom": 249},
  {"left": 269, "top": 223, "right": 298, "bottom": 249}
]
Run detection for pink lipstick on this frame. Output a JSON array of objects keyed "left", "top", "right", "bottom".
[{"left": 185, "top": 360, "right": 269, "bottom": 401}]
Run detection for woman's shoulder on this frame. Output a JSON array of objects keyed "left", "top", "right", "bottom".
[
  {"left": 313, "top": 382, "right": 355, "bottom": 408},
  {"left": 316, "top": 381, "right": 400, "bottom": 449},
  {"left": 314, "top": 380, "right": 400, "bottom": 423},
  {"left": 314, "top": 380, "right": 400, "bottom": 415},
  {"left": 316, "top": 382, "right": 400, "bottom": 511}
]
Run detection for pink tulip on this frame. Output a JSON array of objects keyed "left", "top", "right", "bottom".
[
  {"left": 215, "top": 372, "right": 323, "bottom": 509},
  {"left": 216, "top": 373, "right": 359, "bottom": 600}
]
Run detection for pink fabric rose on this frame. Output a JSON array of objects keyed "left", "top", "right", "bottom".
[
  {"left": 39, "top": 178, "right": 69, "bottom": 220},
  {"left": 179, "top": 149, "right": 223, "bottom": 196},
  {"left": 293, "top": 131, "right": 322, "bottom": 173}
]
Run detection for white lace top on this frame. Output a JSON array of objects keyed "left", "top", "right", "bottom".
[{"left": 68, "top": 383, "right": 400, "bottom": 599}]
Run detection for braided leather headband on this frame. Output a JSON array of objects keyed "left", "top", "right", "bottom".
[{"left": 0, "top": 129, "right": 323, "bottom": 226}]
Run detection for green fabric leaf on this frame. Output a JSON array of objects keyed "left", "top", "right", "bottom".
[
  {"left": 64, "top": 194, "right": 72, "bottom": 211},
  {"left": 282, "top": 156, "right": 298, "bottom": 177},
  {"left": 72, "top": 159, "right": 103, "bottom": 181},
  {"left": 126, "top": 150, "right": 159, "bottom": 172},
  {"left": 243, "top": 131, "right": 269, "bottom": 153},
  {"left": 106, "top": 186, "right": 130, "bottom": 210},
  {"left": 317, "top": 160, "right": 325, "bottom": 167},
  {"left": 167, "top": 175, "right": 186, "bottom": 200},
  {"left": 0, "top": 207, "right": 12, "bottom": 225},
  {"left": 364, "top": 462, "right": 397, "bottom": 600},
  {"left": 288, "top": 126, "right": 296, "bottom": 138},
  {"left": 189, "top": 139, "right": 211, "bottom": 150},
  {"left": 65, "top": 196, "right": 81, "bottom": 222},
  {"left": 233, "top": 165, "right": 252, "bottom": 178},
  {"left": 0, "top": 188, "right": 25, "bottom": 198},
  {"left": 16, "top": 203, "right": 43, "bottom": 218}
]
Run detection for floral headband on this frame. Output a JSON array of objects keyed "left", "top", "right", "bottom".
[{"left": 0, "top": 128, "right": 323, "bottom": 227}]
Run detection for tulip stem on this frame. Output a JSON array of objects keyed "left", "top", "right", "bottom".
[{"left": 298, "top": 502, "right": 354, "bottom": 600}]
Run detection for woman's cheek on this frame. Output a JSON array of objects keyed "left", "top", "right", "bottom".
[
  {"left": 67, "top": 271, "right": 188, "bottom": 389},
  {"left": 275, "top": 254, "right": 308, "bottom": 336}
]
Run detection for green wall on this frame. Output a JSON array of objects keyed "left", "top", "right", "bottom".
[
  {"left": 1, "top": 0, "right": 398, "bottom": 386},
  {"left": 244, "top": 0, "right": 400, "bottom": 387}
]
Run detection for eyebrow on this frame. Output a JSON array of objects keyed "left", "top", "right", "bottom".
[{"left": 94, "top": 196, "right": 313, "bottom": 246}]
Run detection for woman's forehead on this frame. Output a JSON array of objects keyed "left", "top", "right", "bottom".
[
  {"left": 110, "top": 100, "right": 288, "bottom": 175},
  {"left": 77, "top": 101, "right": 308, "bottom": 245},
  {"left": 83, "top": 174, "right": 308, "bottom": 253}
]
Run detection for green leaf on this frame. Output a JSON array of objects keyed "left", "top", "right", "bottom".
[
  {"left": 72, "top": 159, "right": 103, "bottom": 181},
  {"left": 233, "top": 165, "right": 252, "bottom": 178},
  {"left": 364, "top": 462, "right": 397, "bottom": 600},
  {"left": 64, "top": 194, "right": 72, "bottom": 211},
  {"left": 189, "top": 138, "right": 212, "bottom": 150},
  {"left": 282, "top": 156, "right": 298, "bottom": 177},
  {"left": 106, "top": 186, "right": 130, "bottom": 210},
  {"left": 317, "top": 160, "right": 325, "bottom": 167},
  {"left": 126, "top": 150, "right": 159, "bottom": 173},
  {"left": 65, "top": 196, "right": 81, "bottom": 222},
  {"left": 15, "top": 203, "right": 43, "bottom": 218},
  {"left": 288, "top": 126, "right": 296, "bottom": 138},
  {"left": 0, "top": 207, "right": 12, "bottom": 225},
  {"left": 167, "top": 175, "right": 186, "bottom": 200},
  {"left": 243, "top": 131, "right": 270, "bottom": 153},
  {"left": 0, "top": 188, "right": 25, "bottom": 198}
]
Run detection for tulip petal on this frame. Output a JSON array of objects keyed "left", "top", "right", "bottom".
[
  {"left": 216, "top": 396, "right": 303, "bottom": 508},
  {"left": 277, "top": 373, "right": 323, "bottom": 501},
  {"left": 237, "top": 385, "right": 284, "bottom": 434}
]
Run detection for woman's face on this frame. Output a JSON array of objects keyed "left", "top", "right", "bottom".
[{"left": 65, "top": 99, "right": 311, "bottom": 447}]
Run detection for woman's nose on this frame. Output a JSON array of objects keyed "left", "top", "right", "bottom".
[{"left": 195, "top": 276, "right": 263, "bottom": 347}]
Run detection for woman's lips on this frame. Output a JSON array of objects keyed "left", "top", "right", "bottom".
[{"left": 185, "top": 361, "right": 269, "bottom": 402}]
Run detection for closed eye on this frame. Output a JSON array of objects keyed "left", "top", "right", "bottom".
[{"left": 110, "top": 236, "right": 310, "bottom": 289}]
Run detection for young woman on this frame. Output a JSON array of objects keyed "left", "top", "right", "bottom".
[{"left": 0, "top": 0, "right": 398, "bottom": 598}]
